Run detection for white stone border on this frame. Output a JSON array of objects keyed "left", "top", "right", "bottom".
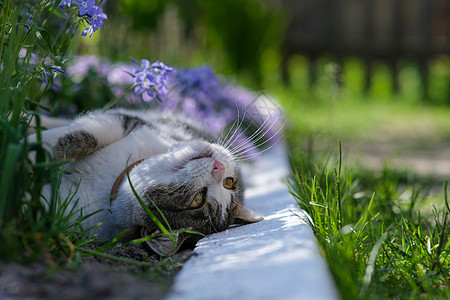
[{"left": 166, "top": 144, "right": 338, "bottom": 300}]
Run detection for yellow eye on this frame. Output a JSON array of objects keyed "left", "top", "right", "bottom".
[
  {"left": 223, "top": 177, "right": 235, "bottom": 190},
  {"left": 190, "top": 188, "right": 206, "bottom": 208}
]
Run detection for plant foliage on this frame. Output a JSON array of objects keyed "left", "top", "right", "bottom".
[{"left": 287, "top": 145, "right": 450, "bottom": 299}]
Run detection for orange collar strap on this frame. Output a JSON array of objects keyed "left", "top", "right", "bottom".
[{"left": 110, "top": 159, "right": 145, "bottom": 205}]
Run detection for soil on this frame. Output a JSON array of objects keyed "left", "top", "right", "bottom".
[{"left": 0, "top": 243, "right": 193, "bottom": 300}]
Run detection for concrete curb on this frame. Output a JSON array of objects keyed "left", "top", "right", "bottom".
[{"left": 166, "top": 144, "right": 338, "bottom": 300}]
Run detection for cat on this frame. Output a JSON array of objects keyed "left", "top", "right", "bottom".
[{"left": 28, "top": 108, "right": 263, "bottom": 256}]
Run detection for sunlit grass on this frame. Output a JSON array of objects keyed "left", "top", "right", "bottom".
[{"left": 286, "top": 145, "right": 450, "bottom": 300}]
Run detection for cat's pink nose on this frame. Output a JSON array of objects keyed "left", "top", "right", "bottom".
[{"left": 211, "top": 158, "right": 225, "bottom": 180}]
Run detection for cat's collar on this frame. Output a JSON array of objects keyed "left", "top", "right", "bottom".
[{"left": 110, "top": 159, "right": 145, "bottom": 205}]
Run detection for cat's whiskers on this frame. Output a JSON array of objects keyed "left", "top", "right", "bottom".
[
  {"left": 233, "top": 135, "right": 283, "bottom": 162},
  {"left": 220, "top": 102, "right": 249, "bottom": 150},
  {"left": 177, "top": 177, "right": 195, "bottom": 195},
  {"left": 217, "top": 101, "right": 242, "bottom": 147},
  {"left": 159, "top": 177, "right": 192, "bottom": 195},
  {"left": 233, "top": 137, "right": 283, "bottom": 162},
  {"left": 230, "top": 103, "right": 283, "bottom": 153},
  {"left": 226, "top": 107, "right": 285, "bottom": 162},
  {"left": 227, "top": 98, "right": 281, "bottom": 149},
  {"left": 208, "top": 214, "right": 221, "bottom": 234},
  {"left": 231, "top": 117, "right": 286, "bottom": 160}
]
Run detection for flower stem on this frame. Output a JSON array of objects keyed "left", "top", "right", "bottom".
[
  {"left": 103, "top": 84, "right": 136, "bottom": 110},
  {"left": 0, "top": 0, "right": 10, "bottom": 59}
]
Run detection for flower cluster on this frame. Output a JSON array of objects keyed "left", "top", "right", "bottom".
[
  {"left": 130, "top": 58, "right": 175, "bottom": 102},
  {"left": 175, "top": 65, "right": 220, "bottom": 98},
  {"left": 163, "top": 66, "right": 237, "bottom": 133},
  {"left": 59, "top": 0, "right": 107, "bottom": 37}
]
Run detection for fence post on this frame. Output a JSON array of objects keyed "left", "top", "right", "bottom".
[
  {"left": 363, "top": 0, "right": 374, "bottom": 92},
  {"left": 419, "top": 0, "right": 432, "bottom": 99}
]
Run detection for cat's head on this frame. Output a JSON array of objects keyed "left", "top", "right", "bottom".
[{"left": 112, "top": 140, "right": 262, "bottom": 256}]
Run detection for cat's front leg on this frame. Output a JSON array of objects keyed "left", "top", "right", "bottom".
[{"left": 28, "top": 111, "right": 143, "bottom": 160}]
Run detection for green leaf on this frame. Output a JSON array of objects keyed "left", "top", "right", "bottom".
[
  {"left": 35, "top": 29, "right": 53, "bottom": 54},
  {"left": 47, "top": 6, "right": 65, "bottom": 19},
  {"left": 126, "top": 168, "right": 171, "bottom": 236},
  {"left": 129, "top": 233, "right": 158, "bottom": 245}
]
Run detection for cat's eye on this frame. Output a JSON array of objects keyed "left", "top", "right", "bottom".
[
  {"left": 190, "top": 188, "right": 207, "bottom": 209},
  {"left": 223, "top": 177, "right": 235, "bottom": 190}
]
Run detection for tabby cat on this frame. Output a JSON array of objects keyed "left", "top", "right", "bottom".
[{"left": 29, "top": 109, "right": 263, "bottom": 256}]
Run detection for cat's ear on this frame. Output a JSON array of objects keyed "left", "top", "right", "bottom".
[
  {"left": 234, "top": 206, "right": 264, "bottom": 224},
  {"left": 141, "top": 228, "right": 189, "bottom": 257}
]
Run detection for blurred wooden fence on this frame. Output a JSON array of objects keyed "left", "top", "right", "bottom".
[{"left": 280, "top": 0, "right": 450, "bottom": 95}]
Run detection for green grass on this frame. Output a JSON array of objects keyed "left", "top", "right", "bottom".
[
  {"left": 0, "top": 0, "right": 75, "bottom": 263},
  {"left": 286, "top": 144, "right": 450, "bottom": 299}
]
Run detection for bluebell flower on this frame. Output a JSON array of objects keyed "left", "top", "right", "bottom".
[
  {"left": 73, "top": 0, "right": 95, "bottom": 16},
  {"left": 89, "top": 5, "right": 107, "bottom": 31},
  {"left": 50, "top": 66, "right": 65, "bottom": 74},
  {"left": 78, "top": 5, "right": 107, "bottom": 37},
  {"left": 134, "top": 75, "right": 156, "bottom": 100},
  {"left": 59, "top": 0, "right": 107, "bottom": 37},
  {"left": 130, "top": 58, "right": 175, "bottom": 102},
  {"left": 174, "top": 65, "right": 219, "bottom": 97},
  {"left": 42, "top": 66, "right": 65, "bottom": 84},
  {"left": 81, "top": 25, "right": 94, "bottom": 37},
  {"left": 42, "top": 70, "right": 49, "bottom": 84},
  {"left": 132, "top": 58, "right": 151, "bottom": 80}
]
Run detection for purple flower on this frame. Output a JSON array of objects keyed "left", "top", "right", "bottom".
[
  {"left": 59, "top": 0, "right": 72, "bottom": 7},
  {"left": 81, "top": 25, "right": 94, "bottom": 37},
  {"left": 174, "top": 65, "right": 219, "bottom": 97},
  {"left": 19, "top": 7, "right": 34, "bottom": 33},
  {"left": 132, "top": 58, "right": 151, "bottom": 79},
  {"left": 59, "top": 0, "right": 108, "bottom": 37},
  {"left": 130, "top": 58, "right": 175, "bottom": 102},
  {"left": 73, "top": 0, "right": 95, "bottom": 16},
  {"left": 41, "top": 66, "right": 64, "bottom": 84},
  {"left": 42, "top": 70, "right": 49, "bottom": 84},
  {"left": 50, "top": 66, "right": 65, "bottom": 74},
  {"left": 79, "top": 5, "right": 106, "bottom": 37},
  {"left": 152, "top": 61, "right": 175, "bottom": 73},
  {"left": 90, "top": 5, "right": 107, "bottom": 31},
  {"left": 134, "top": 76, "right": 155, "bottom": 100}
]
